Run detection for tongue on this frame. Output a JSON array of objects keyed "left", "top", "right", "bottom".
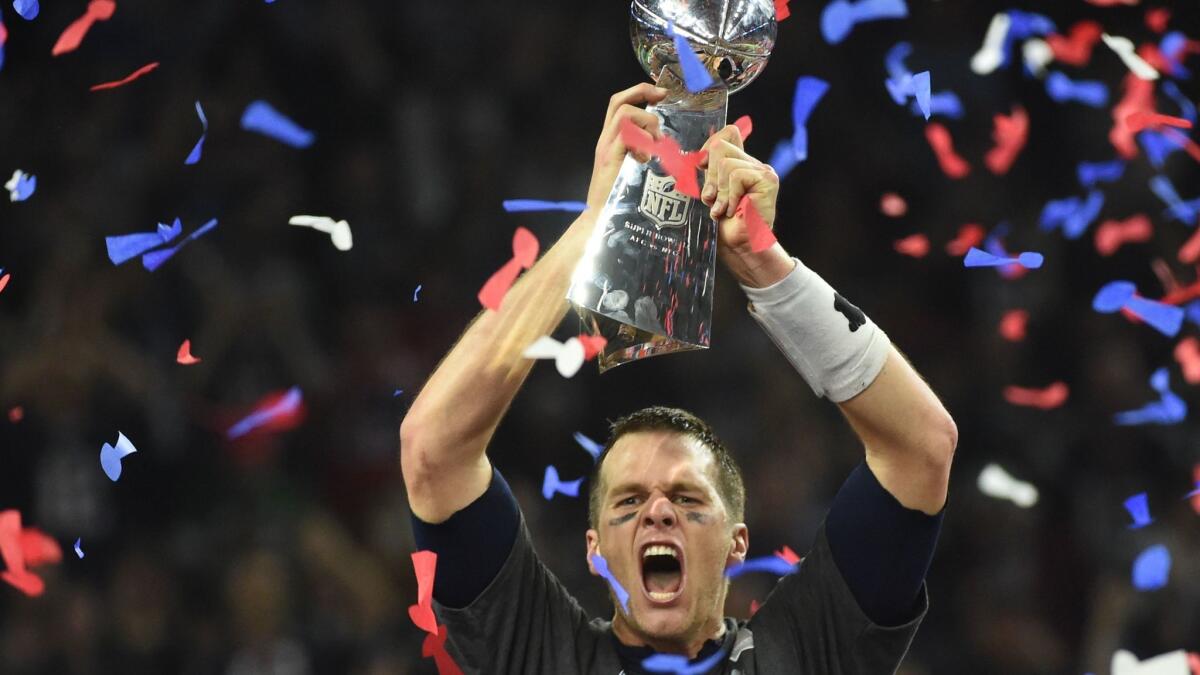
[{"left": 645, "top": 570, "right": 682, "bottom": 594}]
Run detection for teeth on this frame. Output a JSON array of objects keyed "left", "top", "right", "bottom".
[
  {"left": 643, "top": 545, "right": 678, "bottom": 559},
  {"left": 648, "top": 591, "right": 676, "bottom": 601}
]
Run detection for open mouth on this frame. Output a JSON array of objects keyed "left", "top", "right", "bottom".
[{"left": 640, "top": 543, "right": 685, "bottom": 604}]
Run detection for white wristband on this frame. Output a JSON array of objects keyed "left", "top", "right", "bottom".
[{"left": 740, "top": 258, "right": 890, "bottom": 402}]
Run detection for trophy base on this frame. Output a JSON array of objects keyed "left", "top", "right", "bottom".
[{"left": 577, "top": 309, "right": 706, "bottom": 373}]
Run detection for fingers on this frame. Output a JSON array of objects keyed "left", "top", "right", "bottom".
[
  {"left": 700, "top": 126, "right": 750, "bottom": 206},
  {"left": 605, "top": 105, "right": 663, "bottom": 163},
  {"left": 603, "top": 83, "right": 669, "bottom": 129},
  {"left": 709, "top": 157, "right": 759, "bottom": 218},
  {"left": 725, "top": 166, "right": 779, "bottom": 222}
]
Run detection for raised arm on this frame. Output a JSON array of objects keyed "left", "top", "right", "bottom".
[
  {"left": 699, "top": 127, "right": 957, "bottom": 517},
  {"left": 400, "top": 83, "right": 668, "bottom": 524}
]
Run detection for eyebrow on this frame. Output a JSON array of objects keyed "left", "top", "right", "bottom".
[{"left": 607, "top": 481, "right": 708, "bottom": 499}]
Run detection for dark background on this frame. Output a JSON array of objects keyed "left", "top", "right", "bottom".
[{"left": 1, "top": 1, "right": 1199, "bottom": 673}]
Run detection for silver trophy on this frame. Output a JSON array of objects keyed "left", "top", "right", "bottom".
[{"left": 568, "top": 0, "right": 777, "bottom": 372}]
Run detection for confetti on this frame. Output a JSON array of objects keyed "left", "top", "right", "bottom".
[
  {"left": 413, "top": 285, "right": 422, "bottom": 302},
  {"left": 105, "top": 218, "right": 182, "bottom": 265},
  {"left": 1174, "top": 337, "right": 1200, "bottom": 383},
  {"left": 963, "top": 247, "right": 1043, "bottom": 270},
  {"left": 1146, "top": 8, "right": 1170, "bottom": 34},
  {"left": 821, "top": 0, "right": 908, "bottom": 45},
  {"left": 788, "top": 76, "right": 830, "bottom": 165},
  {"left": 735, "top": 194, "right": 777, "bottom": 253},
  {"left": 542, "top": 465, "right": 584, "bottom": 500},
  {"left": 574, "top": 432, "right": 603, "bottom": 462},
  {"left": 1150, "top": 176, "right": 1198, "bottom": 224},
  {"left": 733, "top": 114, "right": 753, "bottom": 141},
  {"left": 971, "top": 13, "right": 1012, "bottom": 75},
  {"left": 619, "top": 119, "right": 703, "bottom": 198},
  {"left": 185, "top": 100, "right": 208, "bottom": 165},
  {"left": 51, "top": 0, "right": 115, "bottom": 56},
  {"left": 288, "top": 215, "right": 353, "bottom": 251},
  {"left": 977, "top": 463, "right": 1038, "bottom": 507},
  {"left": 577, "top": 333, "right": 607, "bottom": 360},
  {"left": 1046, "top": 20, "right": 1103, "bottom": 67},
  {"left": 1131, "top": 544, "right": 1170, "bottom": 591},
  {"left": 0, "top": 510, "right": 59, "bottom": 597},
  {"left": 1022, "top": 38, "right": 1053, "bottom": 77},
  {"left": 725, "top": 555, "right": 799, "bottom": 579},
  {"left": 1114, "top": 367, "right": 1186, "bottom": 425},
  {"left": 590, "top": 552, "right": 630, "bottom": 613},
  {"left": 1127, "top": 112, "right": 1193, "bottom": 135},
  {"left": 1161, "top": 81, "right": 1197, "bottom": 124},
  {"left": 12, "top": 0, "right": 35, "bottom": 21},
  {"left": 665, "top": 20, "right": 713, "bottom": 94},
  {"left": 479, "top": 227, "right": 539, "bottom": 311},
  {"left": 421, "top": 624, "right": 465, "bottom": 675},
  {"left": 999, "top": 309, "right": 1028, "bottom": 342},
  {"left": 982, "top": 224, "right": 1027, "bottom": 280},
  {"left": 915, "top": 92, "right": 964, "bottom": 120},
  {"left": 1004, "top": 382, "right": 1069, "bottom": 409},
  {"left": 879, "top": 192, "right": 907, "bottom": 217},
  {"left": 8, "top": 406, "right": 22, "bottom": 423},
  {"left": 5, "top": 169, "right": 35, "bottom": 202},
  {"left": 885, "top": 70, "right": 931, "bottom": 120},
  {"left": 643, "top": 645, "right": 730, "bottom": 675},
  {"left": 945, "top": 223, "right": 986, "bottom": 256},
  {"left": 240, "top": 100, "right": 315, "bottom": 149},
  {"left": 141, "top": 218, "right": 218, "bottom": 272},
  {"left": 924, "top": 123, "right": 970, "bottom": 179},
  {"left": 176, "top": 339, "right": 200, "bottom": 365},
  {"left": 1124, "top": 492, "right": 1153, "bottom": 529},
  {"left": 1111, "top": 649, "right": 1192, "bottom": 675},
  {"left": 774, "top": 0, "right": 790, "bottom": 21},
  {"left": 90, "top": 61, "right": 159, "bottom": 92},
  {"left": 768, "top": 140, "right": 800, "bottom": 180},
  {"left": 1094, "top": 281, "right": 1184, "bottom": 337},
  {"left": 1077, "top": 160, "right": 1125, "bottom": 188},
  {"left": 73, "top": 538, "right": 83, "bottom": 559},
  {"left": 0, "top": 273, "right": 8, "bottom": 294},
  {"left": 0, "top": 10, "right": 7, "bottom": 72},
  {"left": 775, "top": 545, "right": 801, "bottom": 565},
  {"left": 1046, "top": 71, "right": 1109, "bottom": 108},
  {"left": 99, "top": 431, "right": 138, "bottom": 482},
  {"left": 501, "top": 200, "right": 587, "bottom": 213},
  {"left": 894, "top": 234, "right": 929, "bottom": 258},
  {"left": 408, "top": 550, "right": 439, "bottom": 634},
  {"left": 1189, "top": 465, "right": 1200, "bottom": 514},
  {"left": 1095, "top": 215, "right": 1152, "bottom": 256},
  {"left": 1101, "top": 33, "right": 1160, "bottom": 80},
  {"left": 226, "top": 387, "right": 303, "bottom": 440},
  {"left": 984, "top": 106, "right": 1029, "bottom": 175},
  {"left": 522, "top": 336, "right": 586, "bottom": 378},
  {"left": 1111, "top": 73, "right": 1156, "bottom": 159},
  {"left": 1039, "top": 191, "right": 1104, "bottom": 240}
]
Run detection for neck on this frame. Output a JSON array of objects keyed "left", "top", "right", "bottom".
[{"left": 610, "top": 613, "right": 726, "bottom": 659}]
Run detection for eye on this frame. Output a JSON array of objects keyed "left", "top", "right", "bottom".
[
  {"left": 618, "top": 496, "right": 638, "bottom": 507},
  {"left": 674, "top": 495, "right": 695, "bottom": 504}
]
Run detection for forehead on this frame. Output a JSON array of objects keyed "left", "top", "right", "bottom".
[{"left": 600, "top": 430, "right": 718, "bottom": 493}]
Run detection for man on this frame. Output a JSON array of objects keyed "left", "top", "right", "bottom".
[{"left": 400, "top": 83, "right": 957, "bottom": 673}]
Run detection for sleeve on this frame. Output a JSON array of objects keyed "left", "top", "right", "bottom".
[{"left": 411, "top": 469, "right": 598, "bottom": 674}]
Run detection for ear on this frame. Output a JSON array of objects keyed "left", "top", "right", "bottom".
[
  {"left": 727, "top": 523, "right": 749, "bottom": 567},
  {"left": 585, "top": 528, "right": 601, "bottom": 577}
]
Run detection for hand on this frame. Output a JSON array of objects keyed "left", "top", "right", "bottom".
[{"left": 585, "top": 83, "right": 669, "bottom": 213}]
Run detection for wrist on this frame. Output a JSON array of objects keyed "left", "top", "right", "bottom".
[{"left": 722, "top": 244, "right": 796, "bottom": 288}]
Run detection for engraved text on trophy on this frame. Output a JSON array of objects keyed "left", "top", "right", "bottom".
[{"left": 640, "top": 172, "right": 690, "bottom": 230}]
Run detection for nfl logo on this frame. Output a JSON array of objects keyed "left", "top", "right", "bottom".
[{"left": 639, "top": 172, "right": 690, "bottom": 229}]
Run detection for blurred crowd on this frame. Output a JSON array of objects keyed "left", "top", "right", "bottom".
[{"left": 1, "top": 0, "right": 1199, "bottom": 673}]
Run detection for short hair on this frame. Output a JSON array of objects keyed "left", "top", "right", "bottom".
[{"left": 586, "top": 406, "right": 745, "bottom": 529}]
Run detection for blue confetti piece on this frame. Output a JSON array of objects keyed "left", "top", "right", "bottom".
[
  {"left": 1161, "top": 81, "right": 1196, "bottom": 124},
  {"left": 1150, "top": 175, "right": 1198, "bottom": 224},
  {"left": 1128, "top": 298, "right": 1185, "bottom": 338},
  {"left": 1132, "top": 544, "right": 1170, "bottom": 591},
  {"left": 1139, "top": 130, "right": 1186, "bottom": 170},
  {"left": 768, "top": 139, "right": 801, "bottom": 181},
  {"left": 821, "top": 0, "right": 908, "bottom": 45},
  {"left": 1124, "top": 492, "right": 1153, "bottom": 529},
  {"left": 1160, "top": 32, "right": 1191, "bottom": 78},
  {"left": 227, "top": 386, "right": 303, "bottom": 439},
  {"left": 724, "top": 555, "right": 798, "bottom": 579},
  {"left": 502, "top": 200, "right": 587, "bottom": 213},
  {"left": 791, "top": 76, "right": 830, "bottom": 162},
  {"left": 1003, "top": 10, "right": 1056, "bottom": 55},
  {"left": 73, "top": 538, "right": 83, "bottom": 559},
  {"left": 666, "top": 21, "right": 714, "bottom": 93},
  {"left": 643, "top": 645, "right": 730, "bottom": 675},
  {"left": 6, "top": 169, "right": 36, "bottom": 202},
  {"left": 912, "top": 91, "right": 963, "bottom": 120},
  {"left": 1045, "top": 71, "right": 1109, "bottom": 108},
  {"left": 1092, "top": 280, "right": 1136, "bottom": 313},
  {"left": 573, "top": 431, "right": 604, "bottom": 462},
  {"left": 392, "top": 388, "right": 403, "bottom": 397},
  {"left": 884, "top": 41, "right": 912, "bottom": 81},
  {"left": 105, "top": 218, "right": 183, "bottom": 265},
  {"left": 240, "top": 100, "right": 315, "bottom": 149},
  {"left": 963, "top": 247, "right": 1043, "bottom": 270},
  {"left": 1077, "top": 160, "right": 1125, "bottom": 188},
  {"left": 911, "top": 71, "right": 931, "bottom": 120},
  {"left": 590, "top": 552, "right": 630, "bottom": 613},
  {"left": 1115, "top": 367, "right": 1186, "bottom": 425},
  {"left": 412, "top": 284, "right": 422, "bottom": 302},
  {"left": 542, "top": 465, "right": 584, "bottom": 500},
  {"left": 1040, "top": 195, "right": 1082, "bottom": 232},
  {"left": 99, "top": 431, "right": 138, "bottom": 482},
  {"left": 12, "top": 0, "right": 37, "bottom": 21},
  {"left": 185, "top": 101, "right": 208, "bottom": 165},
  {"left": 1039, "top": 191, "right": 1104, "bottom": 239},
  {"left": 142, "top": 218, "right": 218, "bottom": 272},
  {"left": 1185, "top": 300, "right": 1200, "bottom": 327}
]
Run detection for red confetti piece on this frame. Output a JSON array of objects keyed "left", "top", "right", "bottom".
[
  {"left": 51, "top": 0, "right": 116, "bottom": 56},
  {"left": 1179, "top": 226, "right": 1200, "bottom": 264},
  {"left": 879, "top": 192, "right": 907, "bottom": 217},
  {"left": 735, "top": 194, "right": 777, "bottom": 253},
  {"left": 1189, "top": 651, "right": 1200, "bottom": 675},
  {"left": 733, "top": 114, "right": 753, "bottom": 141},
  {"left": 7, "top": 407, "right": 23, "bottom": 423},
  {"left": 1145, "top": 8, "right": 1170, "bottom": 33},
  {"left": 924, "top": 123, "right": 970, "bottom": 179},
  {"left": 1125, "top": 111, "right": 1193, "bottom": 134},
  {"left": 893, "top": 233, "right": 930, "bottom": 258},
  {"left": 1161, "top": 127, "right": 1200, "bottom": 164},
  {"left": 1094, "top": 214, "right": 1153, "bottom": 257},
  {"left": 478, "top": 227, "right": 539, "bottom": 311},
  {"left": 577, "top": 334, "right": 607, "bottom": 361},
  {"left": 1109, "top": 73, "right": 1156, "bottom": 159},
  {"left": 619, "top": 119, "right": 703, "bottom": 198},
  {"left": 945, "top": 223, "right": 986, "bottom": 257},
  {"left": 0, "top": 273, "right": 9, "bottom": 294},
  {"left": 774, "top": 545, "right": 800, "bottom": 566},
  {"left": 422, "top": 624, "right": 465, "bottom": 675},
  {"left": 1004, "top": 382, "right": 1069, "bottom": 410},
  {"left": 1138, "top": 43, "right": 1173, "bottom": 74},
  {"left": 774, "top": 0, "right": 790, "bottom": 21},
  {"left": 749, "top": 599, "right": 761, "bottom": 616},
  {"left": 1083, "top": 0, "right": 1137, "bottom": 5},
  {"left": 1045, "top": 21, "right": 1103, "bottom": 66},
  {"left": 90, "top": 61, "right": 159, "bottom": 92},
  {"left": 176, "top": 339, "right": 201, "bottom": 365},
  {"left": 1175, "top": 337, "right": 1200, "bottom": 384},
  {"left": 984, "top": 106, "right": 1029, "bottom": 175},
  {"left": 17, "top": 529, "right": 61, "bottom": 568},
  {"left": 999, "top": 310, "right": 1028, "bottom": 342},
  {"left": 408, "top": 551, "right": 439, "bottom": 634},
  {"left": 0, "top": 510, "right": 59, "bottom": 598}
]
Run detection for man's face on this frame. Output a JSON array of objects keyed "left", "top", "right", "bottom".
[{"left": 585, "top": 431, "right": 748, "bottom": 651}]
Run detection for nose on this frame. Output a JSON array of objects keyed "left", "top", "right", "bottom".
[{"left": 642, "top": 493, "right": 676, "bottom": 528}]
